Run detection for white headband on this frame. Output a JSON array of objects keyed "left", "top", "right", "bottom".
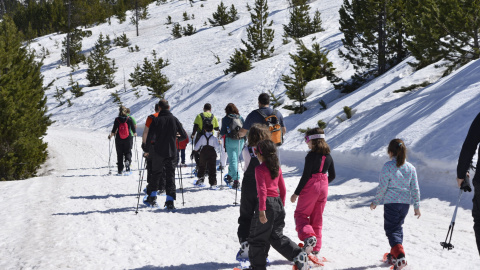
[{"left": 308, "top": 134, "right": 325, "bottom": 140}]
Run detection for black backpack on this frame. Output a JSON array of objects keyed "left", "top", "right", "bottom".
[
  {"left": 226, "top": 115, "right": 243, "bottom": 139},
  {"left": 201, "top": 113, "right": 214, "bottom": 133}
]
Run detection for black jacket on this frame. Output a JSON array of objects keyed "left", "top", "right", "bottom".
[
  {"left": 294, "top": 152, "right": 335, "bottom": 195},
  {"left": 111, "top": 116, "right": 136, "bottom": 141},
  {"left": 457, "top": 112, "right": 480, "bottom": 184},
  {"left": 146, "top": 110, "right": 187, "bottom": 158}
]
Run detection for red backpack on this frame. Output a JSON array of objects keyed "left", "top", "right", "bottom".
[{"left": 117, "top": 117, "right": 130, "bottom": 139}]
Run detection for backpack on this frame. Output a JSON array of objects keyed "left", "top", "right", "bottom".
[
  {"left": 117, "top": 117, "right": 130, "bottom": 139},
  {"left": 227, "top": 115, "right": 243, "bottom": 139},
  {"left": 200, "top": 113, "right": 214, "bottom": 133},
  {"left": 256, "top": 109, "right": 283, "bottom": 145}
]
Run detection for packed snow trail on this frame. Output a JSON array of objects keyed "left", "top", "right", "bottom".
[{"left": 0, "top": 128, "right": 479, "bottom": 269}]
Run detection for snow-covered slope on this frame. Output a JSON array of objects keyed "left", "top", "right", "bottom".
[{"left": 2, "top": 0, "right": 480, "bottom": 269}]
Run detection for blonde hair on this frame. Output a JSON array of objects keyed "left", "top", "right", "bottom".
[{"left": 119, "top": 105, "right": 128, "bottom": 117}]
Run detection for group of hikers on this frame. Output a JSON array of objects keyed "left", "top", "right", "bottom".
[{"left": 107, "top": 93, "right": 480, "bottom": 270}]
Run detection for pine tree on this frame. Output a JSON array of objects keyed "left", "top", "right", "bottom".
[
  {"left": 229, "top": 4, "right": 239, "bottom": 22},
  {"left": 86, "top": 33, "right": 117, "bottom": 88},
  {"left": 296, "top": 41, "right": 338, "bottom": 83},
  {"left": 208, "top": 1, "right": 230, "bottom": 26},
  {"left": 338, "top": 0, "right": 408, "bottom": 92},
  {"left": 61, "top": 28, "right": 90, "bottom": 65},
  {"left": 407, "top": 0, "right": 480, "bottom": 75},
  {"left": 282, "top": 55, "right": 307, "bottom": 114},
  {"left": 224, "top": 49, "right": 252, "bottom": 74},
  {"left": 0, "top": 16, "right": 52, "bottom": 180},
  {"left": 242, "top": 0, "right": 275, "bottom": 61},
  {"left": 172, "top": 23, "right": 182, "bottom": 38},
  {"left": 182, "top": 24, "right": 197, "bottom": 36},
  {"left": 128, "top": 50, "right": 172, "bottom": 98},
  {"left": 283, "top": 1, "right": 312, "bottom": 38}
]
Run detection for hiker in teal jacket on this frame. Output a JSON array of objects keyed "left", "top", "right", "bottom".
[{"left": 220, "top": 103, "right": 245, "bottom": 189}]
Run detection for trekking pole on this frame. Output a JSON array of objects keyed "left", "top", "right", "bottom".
[
  {"left": 190, "top": 140, "right": 194, "bottom": 176},
  {"left": 233, "top": 139, "right": 240, "bottom": 205},
  {"left": 440, "top": 189, "right": 462, "bottom": 250},
  {"left": 177, "top": 164, "right": 185, "bottom": 206},
  {"left": 108, "top": 138, "right": 114, "bottom": 175},
  {"left": 219, "top": 141, "right": 223, "bottom": 188},
  {"left": 134, "top": 137, "right": 140, "bottom": 172},
  {"left": 135, "top": 158, "right": 147, "bottom": 214},
  {"left": 440, "top": 173, "right": 472, "bottom": 250}
]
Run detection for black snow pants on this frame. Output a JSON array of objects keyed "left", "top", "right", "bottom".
[
  {"left": 197, "top": 147, "right": 217, "bottom": 186},
  {"left": 248, "top": 197, "right": 301, "bottom": 270},
  {"left": 115, "top": 138, "right": 132, "bottom": 172},
  {"left": 473, "top": 180, "right": 480, "bottom": 255},
  {"left": 147, "top": 151, "right": 176, "bottom": 199}
]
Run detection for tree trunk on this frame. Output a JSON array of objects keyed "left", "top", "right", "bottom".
[
  {"left": 67, "top": 0, "right": 71, "bottom": 67},
  {"left": 377, "top": 1, "right": 386, "bottom": 75}
]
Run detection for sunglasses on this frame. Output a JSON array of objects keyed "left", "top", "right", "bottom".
[{"left": 304, "top": 134, "right": 325, "bottom": 143}]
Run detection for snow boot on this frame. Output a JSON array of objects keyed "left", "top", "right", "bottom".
[
  {"left": 195, "top": 177, "right": 205, "bottom": 187},
  {"left": 143, "top": 191, "right": 158, "bottom": 207},
  {"left": 165, "top": 195, "right": 175, "bottom": 210},
  {"left": 303, "top": 236, "right": 317, "bottom": 255},
  {"left": 224, "top": 174, "right": 233, "bottom": 187},
  {"left": 391, "top": 244, "right": 407, "bottom": 270},
  {"left": 232, "top": 180, "right": 240, "bottom": 189},
  {"left": 236, "top": 241, "right": 249, "bottom": 261},
  {"left": 293, "top": 251, "right": 309, "bottom": 270},
  {"left": 125, "top": 160, "right": 131, "bottom": 172}
]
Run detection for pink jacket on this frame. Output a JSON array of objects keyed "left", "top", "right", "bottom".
[{"left": 255, "top": 163, "right": 286, "bottom": 211}]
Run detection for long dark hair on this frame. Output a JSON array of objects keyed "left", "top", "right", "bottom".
[
  {"left": 225, "top": 103, "right": 239, "bottom": 115},
  {"left": 247, "top": 123, "right": 271, "bottom": 147},
  {"left": 306, "top": 128, "right": 330, "bottom": 155},
  {"left": 388, "top": 138, "right": 407, "bottom": 167},
  {"left": 255, "top": 140, "right": 279, "bottom": 179}
]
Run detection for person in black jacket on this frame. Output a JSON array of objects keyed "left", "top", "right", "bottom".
[
  {"left": 143, "top": 99, "right": 187, "bottom": 209},
  {"left": 457, "top": 112, "right": 480, "bottom": 255},
  {"left": 108, "top": 106, "right": 136, "bottom": 175}
]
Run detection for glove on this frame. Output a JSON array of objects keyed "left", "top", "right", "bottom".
[
  {"left": 108, "top": 134, "right": 112, "bottom": 140},
  {"left": 190, "top": 151, "right": 195, "bottom": 160},
  {"left": 141, "top": 143, "right": 148, "bottom": 152}
]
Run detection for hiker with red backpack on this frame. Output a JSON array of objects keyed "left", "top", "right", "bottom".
[
  {"left": 238, "top": 93, "right": 286, "bottom": 146},
  {"left": 108, "top": 105, "right": 136, "bottom": 175}
]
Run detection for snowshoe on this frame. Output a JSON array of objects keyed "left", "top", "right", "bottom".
[
  {"left": 164, "top": 200, "right": 176, "bottom": 211},
  {"left": 293, "top": 251, "right": 309, "bottom": 270},
  {"left": 224, "top": 174, "right": 233, "bottom": 187},
  {"left": 210, "top": 185, "right": 218, "bottom": 190},
  {"left": 194, "top": 178, "right": 206, "bottom": 187},
  {"left": 143, "top": 191, "right": 158, "bottom": 208}
]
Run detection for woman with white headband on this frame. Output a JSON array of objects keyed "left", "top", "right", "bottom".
[{"left": 290, "top": 128, "right": 336, "bottom": 259}]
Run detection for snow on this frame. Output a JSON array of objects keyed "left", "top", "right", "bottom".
[{"left": 1, "top": 0, "right": 480, "bottom": 269}]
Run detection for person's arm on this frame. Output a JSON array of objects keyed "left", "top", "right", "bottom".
[
  {"left": 372, "top": 163, "right": 390, "bottom": 208},
  {"left": 457, "top": 113, "right": 480, "bottom": 185},
  {"left": 129, "top": 118, "right": 136, "bottom": 136},
  {"left": 194, "top": 136, "right": 204, "bottom": 151},
  {"left": 191, "top": 124, "right": 199, "bottom": 139},
  {"left": 176, "top": 120, "right": 187, "bottom": 141},
  {"left": 327, "top": 156, "right": 336, "bottom": 183},
  {"left": 294, "top": 153, "right": 315, "bottom": 195},
  {"left": 109, "top": 119, "right": 118, "bottom": 139},
  {"left": 279, "top": 169, "right": 286, "bottom": 206},
  {"left": 410, "top": 166, "right": 420, "bottom": 210},
  {"left": 242, "top": 147, "right": 251, "bottom": 172},
  {"left": 255, "top": 166, "right": 268, "bottom": 212},
  {"left": 220, "top": 117, "right": 227, "bottom": 136}
]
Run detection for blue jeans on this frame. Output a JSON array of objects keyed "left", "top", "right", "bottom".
[{"left": 384, "top": 203, "right": 409, "bottom": 247}]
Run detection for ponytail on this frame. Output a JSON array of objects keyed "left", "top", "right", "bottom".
[
  {"left": 388, "top": 139, "right": 406, "bottom": 167},
  {"left": 255, "top": 140, "right": 279, "bottom": 179}
]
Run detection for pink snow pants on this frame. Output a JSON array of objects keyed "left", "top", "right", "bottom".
[{"left": 294, "top": 156, "right": 329, "bottom": 252}]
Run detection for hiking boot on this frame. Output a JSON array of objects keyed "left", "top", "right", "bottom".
[
  {"left": 303, "top": 236, "right": 317, "bottom": 254},
  {"left": 195, "top": 177, "right": 205, "bottom": 186},
  {"left": 210, "top": 185, "right": 218, "bottom": 190},
  {"left": 232, "top": 180, "right": 240, "bottom": 189},
  {"left": 143, "top": 191, "right": 157, "bottom": 207},
  {"left": 391, "top": 244, "right": 407, "bottom": 270},
  {"left": 224, "top": 174, "right": 233, "bottom": 186},
  {"left": 236, "top": 241, "right": 249, "bottom": 261},
  {"left": 125, "top": 160, "right": 131, "bottom": 172},
  {"left": 293, "top": 251, "right": 308, "bottom": 270},
  {"left": 165, "top": 200, "right": 175, "bottom": 210}
]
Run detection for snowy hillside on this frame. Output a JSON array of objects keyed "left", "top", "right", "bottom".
[{"left": 1, "top": 0, "right": 480, "bottom": 269}]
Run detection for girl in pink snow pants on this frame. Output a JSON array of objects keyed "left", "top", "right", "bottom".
[{"left": 290, "top": 128, "right": 336, "bottom": 255}]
